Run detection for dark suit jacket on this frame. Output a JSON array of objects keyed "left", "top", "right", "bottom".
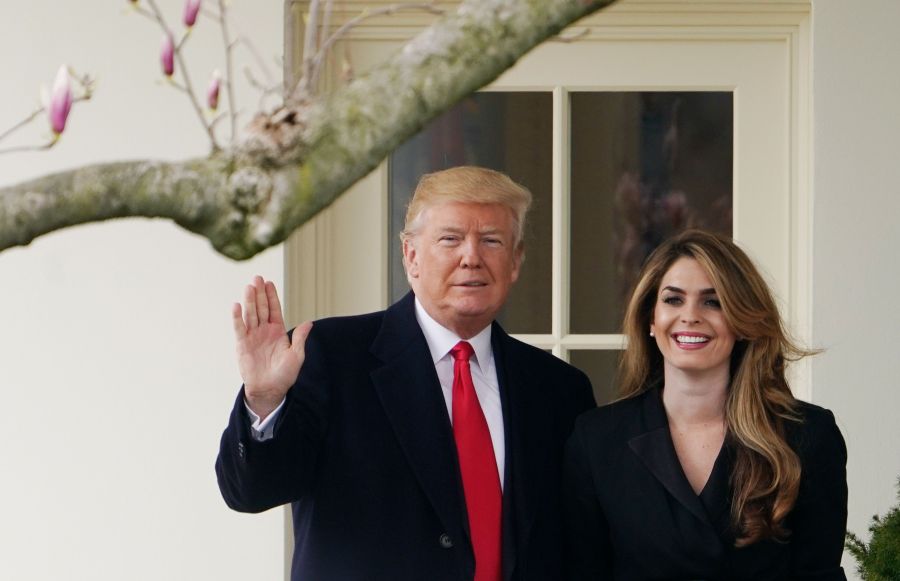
[
  {"left": 564, "top": 386, "right": 848, "bottom": 581},
  {"left": 216, "top": 292, "right": 595, "bottom": 581}
]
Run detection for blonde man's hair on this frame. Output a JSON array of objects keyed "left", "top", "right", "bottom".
[{"left": 400, "top": 166, "right": 532, "bottom": 248}]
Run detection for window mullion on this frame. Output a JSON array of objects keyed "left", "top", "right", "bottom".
[{"left": 552, "top": 86, "right": 570, "bottom": 360}]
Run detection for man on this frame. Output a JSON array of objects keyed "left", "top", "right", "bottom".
[{"left": 216, "top": 166, "right": 595, "bottom": 580}]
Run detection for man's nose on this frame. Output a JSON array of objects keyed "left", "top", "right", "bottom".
[{"left": 459, "top": 239, "right": 482, "bottom": 267}]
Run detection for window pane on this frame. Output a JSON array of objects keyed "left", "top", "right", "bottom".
[
  {"left": 388, "top": 92, "right": 553, "bottom": 334},
  {"left": 569, "top": 92, "right": 733, "bottom": 333},
  {"left": 569, "top": 349, "right": 621, "bottom": 406}
]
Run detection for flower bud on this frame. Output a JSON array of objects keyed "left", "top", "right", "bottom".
[
  {"left": 183, "top": 0, "right": 201, "bottom": 27},
  {"left": 48, "top": 65, "right": 73, "bottom": 135},
  {"left": 161, "top": 34, "right": 175, "bottom": 77},
  {"left": 207, "top": 70, "right": 221, "bottom": 111}
]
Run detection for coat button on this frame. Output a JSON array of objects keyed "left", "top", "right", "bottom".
[
  {"left": 439, "top": 533, "right": 453, "bottom": 549},
  {"left": 237, "top": 442, "right": 246, "bottom": 459}
]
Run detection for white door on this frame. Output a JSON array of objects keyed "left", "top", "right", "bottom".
[{"left": 285, "top": 0, "right": 812, "bottom": 401}]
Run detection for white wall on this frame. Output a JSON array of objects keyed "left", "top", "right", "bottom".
[
  {"left": 0, "top": 2, "right": 285, "bottom": 579},
  {"left": 812, "top": 0, "right": 900, "bottom": 575}
]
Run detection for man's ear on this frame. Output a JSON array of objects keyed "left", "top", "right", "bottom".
[{"left": 402, "top": 238, "right": 419, "bottom": 279}]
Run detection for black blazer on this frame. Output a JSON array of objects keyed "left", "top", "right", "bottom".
[
  {"left": 216, "top": 292, "right": 595, "bottom": 581},
  {"left": 564, "top": 387, "right": 848, "bottom": 581}
]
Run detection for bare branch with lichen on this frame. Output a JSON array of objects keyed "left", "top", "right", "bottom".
[{"left": 0, "top": 0, "right": 618, "bottom": 260}]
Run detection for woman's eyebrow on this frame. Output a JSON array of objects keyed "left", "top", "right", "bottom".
[{"left": 660, "top": 286, "right": 717, "bottom": 295}]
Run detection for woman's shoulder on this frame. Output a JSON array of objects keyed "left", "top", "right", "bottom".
[
  {"left": 788, "top": 400, "right": 847, "bottom": 463},
  {"left": 573, "top": 389, "right": 651, "bottom": 442}
]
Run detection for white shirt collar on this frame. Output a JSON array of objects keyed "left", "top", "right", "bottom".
[{"left": 414, "top": 298, "right": 493, "bottom": 369}]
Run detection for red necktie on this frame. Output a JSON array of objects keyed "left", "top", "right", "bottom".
[{"left": 450, "top": 341, "right": 502, "bottom": 581}]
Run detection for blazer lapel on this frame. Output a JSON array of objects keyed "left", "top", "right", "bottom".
[
  {"left": 369, "top": 294, "right": 468, "bottom": 551},
  {"left": 493, "top": 325, "right": 552, "bottom": 580},
  {"left": 700, "top": 439, "right": 734, "bottom": 538},
  {"left": 627, "top": 388, "right": 711, "bottom": 524}
]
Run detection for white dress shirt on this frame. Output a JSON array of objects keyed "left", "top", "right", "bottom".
[
  {"left": 245, "top": 298, "right": 506, "bottom": 488},
  {"left": 413, "top": 299, "right": 505, "bottom": 489}
]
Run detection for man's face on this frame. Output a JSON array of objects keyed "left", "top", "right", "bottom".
[{"left": 403, "top": 201, "right": 523, "bottom": 339}]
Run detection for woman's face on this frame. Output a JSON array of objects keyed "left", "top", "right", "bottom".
[{"left": 650, "top": 257, "right": 736, "bottom": 380}]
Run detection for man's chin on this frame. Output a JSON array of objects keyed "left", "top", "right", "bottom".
[
  {"left": 449, "top": 301, "right": 496, "bottom": 319},
  {"left": 446, "top": 302, "right": 501, "bottom": 329}
]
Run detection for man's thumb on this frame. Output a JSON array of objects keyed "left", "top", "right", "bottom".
[{"left": 291, "top": 321, "right": 314, "bottom": 355}]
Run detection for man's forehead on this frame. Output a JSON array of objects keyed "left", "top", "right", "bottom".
[{"left": 421, "top": 202, "right": 514, "bottom": 230}]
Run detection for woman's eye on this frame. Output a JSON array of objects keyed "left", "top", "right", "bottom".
[
  {"left": 662, "top": 296, "right": 682, "bottom": 305},
  {"left": 705, "top": 298, "right": 722, "bottom": 308}
]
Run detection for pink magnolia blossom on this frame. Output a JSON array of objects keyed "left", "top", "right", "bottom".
[
  {"left": 48, "top": 65, "right": 73, "bottom": 135},
  {"left": 160, "top": 34, "right": 175, "bottom": 77},
  {"left": 207, "top": 70, "right": 221, "bottom": 110},
  {"left": 183, "top": 0, "right": 201, "bottom": 27}
]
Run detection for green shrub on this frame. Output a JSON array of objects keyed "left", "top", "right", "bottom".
[{"left": 845, "top": 478, "right": 900, "bottom": 580}]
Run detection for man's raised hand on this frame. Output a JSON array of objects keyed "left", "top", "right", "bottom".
[{"left": 232, "top": 275, "right": 312, "bottom": 420}]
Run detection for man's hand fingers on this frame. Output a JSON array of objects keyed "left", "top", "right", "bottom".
[
  {"left": 231, "top": 302, "right": 246, "bottom": 337},
  {"left": 244, "top": 284, "right": 259, "bottom": 328},
  {"left": 254, "top": 275, "right": 270, "bottom": 324},
  {"left": 266, "top": 281, "right": 285, "bottom": 326},
  {"left": 291, "top": 321, "right": 314, "bottom": 357}
]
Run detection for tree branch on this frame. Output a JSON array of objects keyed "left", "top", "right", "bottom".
[
  {"left": 145, "top": 0, "right": 221, "bottom": 151},
  {"left": 216, "top": 0, "right": 239, "bottom": 146},
  {"left": 0, "top": 0, "right": 617, "bottom": 260},
  {"left": 304, "top": 1, "right": 445, "bottom": 97}
]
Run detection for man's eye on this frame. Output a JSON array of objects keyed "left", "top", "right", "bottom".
[{"left": 484, "top": 238, "right": 502, "bottom": 246}]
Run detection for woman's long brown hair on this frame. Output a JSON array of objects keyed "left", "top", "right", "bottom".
[{"left": 618, "top": 229, "right": 815, "bottom": 545}]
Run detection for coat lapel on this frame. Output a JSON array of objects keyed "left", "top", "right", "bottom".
[
  {"left": 627, "top": 388, "right": 711, "bottom": 524},
  {"left": 700, "top": 439, "right": 734, "bottom": 537},
  {"left": 493, "top": 325, "right": 552, "bottom": 580},
  {"left": 369, "top": 294, "right": 469, "bottom": 552}
]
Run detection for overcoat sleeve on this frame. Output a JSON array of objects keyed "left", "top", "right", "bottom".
[{"left": 215, "top": 325, "right": 331, "bottom": 513}]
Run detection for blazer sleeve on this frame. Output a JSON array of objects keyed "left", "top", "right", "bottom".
[
  {"left": 788, "top": 408, "right": 849, "bottom": 580},
  {"left": 215, "top": 325, "right": 331, "bottom": 513},
  {"left": 563, "top": 416, "right": 615, "bottom": 581}
]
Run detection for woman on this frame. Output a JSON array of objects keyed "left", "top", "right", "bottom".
[{"left": 564, "top": 230, "right": 847, "bottom": 580}]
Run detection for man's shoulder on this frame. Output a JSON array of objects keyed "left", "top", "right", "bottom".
[
  {"left": 314, "top": 308, "right": 386, "bottom": 332},
  {"left": 289, "top": 308, "right": 387, "bottom": 348},
  {"left": 499, "top": 332, "right": 580, "bottom": 375},
  {"left": 496, "top": 331, "right": 594, "bottom": 402}
]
